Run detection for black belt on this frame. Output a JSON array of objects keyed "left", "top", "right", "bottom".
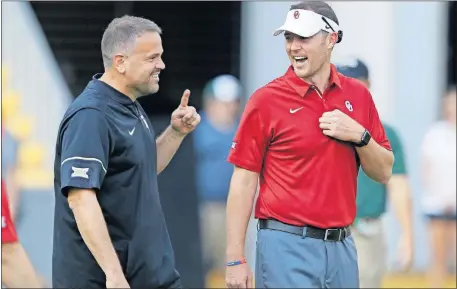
[{"left": 258, "top": 219, "right": 351, "bottom": 242}]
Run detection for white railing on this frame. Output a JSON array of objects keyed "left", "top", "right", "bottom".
[{"left": 2, "top": 2, "right": 72, "bottom": 170}]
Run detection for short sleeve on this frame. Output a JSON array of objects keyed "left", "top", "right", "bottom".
[
  {"left": 366, "top": 91, "right": 391, "bottom": 151},
  {"left": 227, "top": 100, "right": 269, "bottom": 173},
  {"left": 59, "top": 108, "right": 110, "bottom": 196},
  {"left": 386, "top": 126, "right": 407, "bottom": 175}
]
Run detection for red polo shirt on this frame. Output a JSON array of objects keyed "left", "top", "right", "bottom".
[
  {"left": 2, "top": 180, "right": 18, "bottom": 243},
  {"left": 227, "top": 65, "right": 391, "bottom": 228}
]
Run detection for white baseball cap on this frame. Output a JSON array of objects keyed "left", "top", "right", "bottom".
[
  {"left": 273, "top": 9, "right": 341, "bottom": 39},
  {"left": 203, "top": 75, "right": 242, "bottom": 103}
]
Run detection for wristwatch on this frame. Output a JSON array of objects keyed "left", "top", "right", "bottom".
[{"left": 354, "top": 129, "right": 371, "bottom": 147}]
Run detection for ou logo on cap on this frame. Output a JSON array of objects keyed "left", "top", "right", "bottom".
[
  {"left": 345, "top": 100, "right": 353, "bottom": 112},
  {"left": 294, "top": 10, "right": 300, "bottom": 19}
]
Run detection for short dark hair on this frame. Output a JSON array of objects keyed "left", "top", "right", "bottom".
[
  {"left": 101, "top": 15, "right": 162, "bottom": 68},
  {"left": 290, "top": 1, "right": 339, "bottom": 25}
]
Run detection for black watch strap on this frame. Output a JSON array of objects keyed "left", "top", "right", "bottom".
[{"left": 354, "top": 129, "right": 371, "bottom": 147}]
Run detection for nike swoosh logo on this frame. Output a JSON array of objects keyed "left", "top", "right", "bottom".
[
  {"left": 290, "top": 107, "right": 304, "bottom": 114},
  {"left": 128, "top": 127, "right": 136, "bottom": 135}
]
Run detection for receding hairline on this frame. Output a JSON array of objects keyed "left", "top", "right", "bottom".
[{"left": 289, "top": 1, "right": 339, "bottom": 25}]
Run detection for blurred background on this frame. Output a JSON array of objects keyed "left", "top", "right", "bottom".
[{"left": 1, "top": 1, "right": 456, "bottom": 288}]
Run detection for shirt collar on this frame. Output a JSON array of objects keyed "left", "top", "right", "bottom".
[
  {"left": 90, "top": 73, "right": 135, "bottom": 105},
  {"left": 284, "top": 64, "right": 342, "bottom": 97}
]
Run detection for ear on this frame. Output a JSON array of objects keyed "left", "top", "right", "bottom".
[
  {"left": 327, "top": 32, "right": 338, "bottom": 49},
  {"left": 113, "top": 54, "right": 126, "bottom": 74}
]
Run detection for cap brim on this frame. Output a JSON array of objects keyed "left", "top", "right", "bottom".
[
  {"left": 273, "top": 23, "right": 320, "bottom": 38},
  {"left": 273, "top": 9, "right": 339, "bottom": 38}
]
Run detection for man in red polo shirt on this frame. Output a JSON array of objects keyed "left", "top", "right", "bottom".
[
  {"left": 2, "top": 180, "right": 44, "bottom": 287},
  {"left": 224, "top": 1, "right": 394, "bottom": 288}
]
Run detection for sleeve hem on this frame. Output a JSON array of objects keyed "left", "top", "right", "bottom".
[{"left": 227, "top": 156, "right": 262, "bottom": 173}]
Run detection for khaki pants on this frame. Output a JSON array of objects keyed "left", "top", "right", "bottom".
[
  {"left": 200, "top": 202, "right": 227, "bottom": 273},
  {"left": 352, "top": 218, "right": 386, "bottom": 288}
]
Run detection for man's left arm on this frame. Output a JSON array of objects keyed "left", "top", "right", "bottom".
[
  {"left": 156, "top": 89, "right": 200, "bottom": 174},
  {"left": 319, "top": 91, "right": 393, "bottom": 184},
  {"left": 355, "top": 134, "right": 394, "bottom": 184}
]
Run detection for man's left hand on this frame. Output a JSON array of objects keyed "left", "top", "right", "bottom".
[
  {"left": 170, "top": 89, "right": 201, "bottom": 135},
  {"left": 319, "top": 109, "right": 365, "bottom": 143}
]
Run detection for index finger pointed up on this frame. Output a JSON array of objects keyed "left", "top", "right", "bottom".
[{"left": 180, "top": 89, "right": 191, "bottom": 108}]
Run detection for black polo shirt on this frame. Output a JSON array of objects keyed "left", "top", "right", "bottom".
[{"left": 52, "top": 75, "right": 181, "bottom": 288}]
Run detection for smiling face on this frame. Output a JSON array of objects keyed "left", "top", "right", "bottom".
[
  {"left": 122, "top": 31, "right": 165, "bottom": 96},
  {"left": 285, "top": 31, "right": 335, "bottom": 81}
]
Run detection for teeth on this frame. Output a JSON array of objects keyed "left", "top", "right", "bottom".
[
  {"left": 294, "top": 56, "right": 306, "bottom": 60},
  {"left": 152, "top": 75, "right": 159, "bottom": 80}
]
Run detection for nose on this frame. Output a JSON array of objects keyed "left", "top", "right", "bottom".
[
  {"left": 290, "top": 37, "right": 302, "bottom": 51},
  {"left": 157, "top": 57, "right": 165, "bottom": 70}
]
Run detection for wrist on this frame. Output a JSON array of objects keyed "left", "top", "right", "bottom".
[
  {"left": 104, "top": 267, "right": 124, "bottom": 280},
  {"left": 352, "top": 125, "right": 366, "bottom": 143},
  {"left": 226, "top": 258, "right": 247, "bottom": 267},
  {"left": 169, "top": 125, "right": 187, "bottom": 138},
  {"left": 226, "top": 251, "right": 245, "bottom": 262}
]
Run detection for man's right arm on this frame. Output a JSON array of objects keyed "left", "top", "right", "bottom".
[
  {"left": 59, "top": 108, "right": 124, "bottom": 280},
  {"left": 225, "top": 97, "right": 268, "bottom": 262},
  {"left": 67, "top": 188, "right": 124, "bottom": 278},
  {"left": 226, "top": 167, "right": 259, "bottom": 261}
]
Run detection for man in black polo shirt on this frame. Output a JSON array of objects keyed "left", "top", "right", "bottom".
[{"left": 52, "top": 15, "right": 201, "bottom": 288}]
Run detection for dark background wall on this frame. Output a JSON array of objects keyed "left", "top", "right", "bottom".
[
  {"left": 448, "top": 1, "right": 456, "bottom": 87},
  {"left": 31, "top": 1, "right": 241, "bottom": 113}
]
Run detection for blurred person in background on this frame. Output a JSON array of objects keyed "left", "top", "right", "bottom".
[
  {"left": 420, "top": 86, "right": 456, "bottom": 288},
  {"left": 193, "top": 75, "right": 241, "bottom": 284},
  {"left": 1, "top": 127, "right": 21, "bottom": 222},
  {"left": 337, "top": 58, "right": 414, "bottom": 288},
  {"left": 2, "top": 180, "right": 44, "bottom": 288}
]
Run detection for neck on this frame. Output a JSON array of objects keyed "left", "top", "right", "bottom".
[
  {"left": 303, "top": 62, "right": 331, "bottom": 93},
  {"left": 99, "top": 70, "right": 137, "bottom": 101}
]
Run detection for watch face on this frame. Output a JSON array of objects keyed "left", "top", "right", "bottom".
[{"left": 362, "top": 130, "right": 371, "bottom": 145}]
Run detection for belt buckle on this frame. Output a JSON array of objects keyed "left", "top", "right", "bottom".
[{"left": 324, "top": 228, "right": 343, "bottom": 241}]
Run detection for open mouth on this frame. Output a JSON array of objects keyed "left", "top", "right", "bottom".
[
  {"left": 293, "top": 56, "right": 308, "bottom": 64},
  {"left": 151, "top": 74, "right": 160, "bottom": 81}
]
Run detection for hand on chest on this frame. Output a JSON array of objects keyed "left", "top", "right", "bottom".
[{"left": 270, "top": 96, "right": 366, "bottom": 157}]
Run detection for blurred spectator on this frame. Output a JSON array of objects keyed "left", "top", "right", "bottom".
[
  {"left": 337, "top": 58, "right": 414, "bottom": 288},
  {"left": 1, "top": 127, "right": 21, "bottom": 222},
  {"left": 193, "top": 75, "right": 242, "bottom": 283},
  {"left": 420, "top": 86, "right": 456, "bottom": 288}
]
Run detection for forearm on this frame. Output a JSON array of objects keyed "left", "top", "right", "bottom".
[
  {"left": 356, "top": 138, "right": 394, "bottom": 184},
  {"left": 69, "top": 191, "right": 123, "bottom": 278},
  {"left": 2, "top": 242, "right": 43, "bottom": 288},
  {"left": 156, "top": 125, "right": 185, "bottom": 174},
  {"left": 388, "top": 176, "right": 413, "bottom": 239},
  {"left": 226, "top": 169, "right": 258, "bottom": 261}
]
